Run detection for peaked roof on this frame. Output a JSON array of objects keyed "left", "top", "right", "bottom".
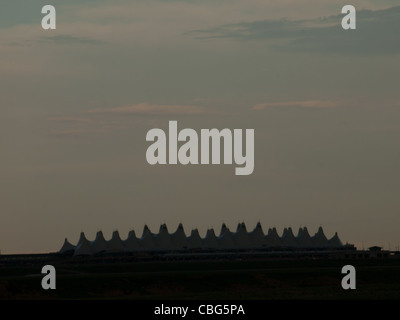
[
  {"left": 327, "top": 232, "right": 343, "bottom": 248},
  {"left": 61, "top": 224, "right": 345, "bottom": 255},
  {"left": 90, "top": 231, "right": 108, "bottom": 254},
  {"left": 154, "top": 224, "right": 175, "bottom": 250},
  {"left": 219, "top": 223, "right": 229, "bottom": 237},
  {"left": 248, "top": 222, "right": 266, "bottom": 248},
  {"left": 77, "top": 232, "right": 88, "bottom": 247},
  {"left": 59, "top": 238, "right": 75, "bottom": 254},
  {"left": 265, "top": 227, "right": 282, "bottom": 247},
  {"left": 232, "top": 222, "right": 253, "bottom": 248},
  {"left": 296, "top": 227, "right": 313, "bottom": 247},
  {"left": 311, "top": 226, "right": 329, "bottom": 247},
  {"left": 141, "top": 225, "right": 153, "bottom": 238},
  {"left": 107, "top": 231, "right": 125, "bottom": 252},
  {"left": 188, "top": 229, "right": 203, "bottom": 249},
  {"left": 281, "top": 227, "right": 298, "bottom": 247},
  {"left": 171, "top": 223, "right": 189, "bottom": 249},
  {"left": 297, "top": 227, "right": 303, "bottom": 236},
  {"left": 218, "top": 225, "right": 236, "bottom": 249},
  {"left": 123, "top": 230, "right": 141, "bottom": 251},
  {"left": 203, "top": 228, "right": 220, "bottom": 249},
  {"left": 74, "top": 237, "right": 93, "bottom": 256}
]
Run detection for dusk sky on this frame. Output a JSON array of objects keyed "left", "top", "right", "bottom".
[{"left": 1, "top": 0, "right": 400, "bottom": 253}]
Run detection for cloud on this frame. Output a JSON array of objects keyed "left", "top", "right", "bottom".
[
  {"left": 88, "top": 103, "right": 210, "bottom": 115},
  {"left": 38, "top": 34, "right": 106, "bottom": 45},
  {"left": 47, "top": 117, "right": 93, "bottom": 123},
  {"left": 46, "top": 116, "right": 107, "bottom": 137},
  {"left": 253, "top": 100, "right": 340, "bottom": 110},
  {"left": 190, "top": 6, "right": 400, "bottom": 55},
  {"left": 46, "top": 103, "right": 212, "bottom": 138}
]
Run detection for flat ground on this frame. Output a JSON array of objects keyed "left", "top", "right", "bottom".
[{"left": 1, "top": 257, "right": 399, "bottom": 299}]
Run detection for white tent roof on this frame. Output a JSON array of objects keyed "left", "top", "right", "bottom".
[
  {"left": 74, "top": 236, "right": 93, "bottom": 256},
  {"left": 154, "top": 224, "right": 175, "bottom": 250},
  {"left": 76, "top": 232, "right": 88, "bottom": 247},
  {"left": 188, "top": 229, "right": 203, "bottom": 249},
  {"left": 296, "top": 227, "right": 313, "bottom": 247},
  {"left": 59, "top": 238, "right": 75, "bottom": 254},
  {"left": 232, "top": 222, "right": 253, "bottom": 248},
  {"left": 219, "top": 223, "right": 229, "bottom": 237},
  {"left": 327, "top": 232, "right": 343, "bottom": 248},
  {"left": 248, "top": 222, "right": 266, "bottom": 248},
  {"left": 123, "top": 230, "right": 142, "bottom": 252},
  {"left": 139, "top": 225, "right": 157, "bottom": 250},
  {"left": 281, "top": 227, "right": 298, "bottom": 247},
  {"left": 141, "top": 225, "right": 153, "bottom": 238},
  {"left": 65, "top": 224, "right": 344, "bottom": 254},
  {"left": 265, "top": 228, "right": 282, "bottom": 247},
  {"left": 171, "top": 223, "right": 189, "bottom": 250},
  {"left": 218, "top": 224, "right": 236, "bottom": 249},
  {"left": 311, "top": 226, "right": 329, "bottom": 247},
  {"left": 203, "top": 228, "right": 220, "bottom": 249},
  {"left": 107, "top": 231, "right": 125, "bottom": 252},
  {"left": 90, "top": 231, "right": 108, "bottom": 254}
]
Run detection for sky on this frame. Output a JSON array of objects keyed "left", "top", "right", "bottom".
[{"left": 1, "top": 0, "right": 400, "bottom": 253}]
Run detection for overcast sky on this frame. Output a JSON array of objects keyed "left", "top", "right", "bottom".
[{"left": 1, "top": 0, "right": 400, "bottom": 253}]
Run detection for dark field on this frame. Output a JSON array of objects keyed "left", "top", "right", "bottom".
[{"left": 1, "top": 257, "right": 400, "bottom": 300}]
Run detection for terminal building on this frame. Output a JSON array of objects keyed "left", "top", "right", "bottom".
[{"left": 59, "top": 223, "right": 351, "bottom": 256}]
